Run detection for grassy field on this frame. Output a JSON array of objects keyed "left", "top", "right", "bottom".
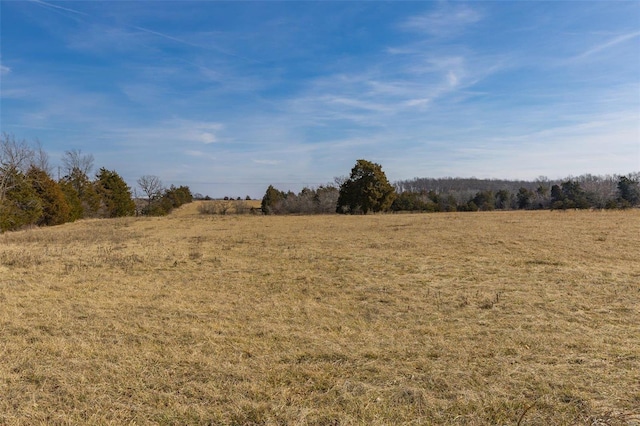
[{"left": 1, "top": 204, "right": 639, "bottom": 425}]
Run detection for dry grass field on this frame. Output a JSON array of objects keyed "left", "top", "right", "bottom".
[{"left": 1, "top": 203, "right": 638, "bottom": 425}]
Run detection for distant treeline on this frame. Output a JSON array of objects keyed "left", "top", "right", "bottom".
[
  {"left": 1, "top": 133, "right": 192, "bottom": 232},
  {"left": 261, "top": 185, "right": 339, "bottom": 215},
  {"left": 262, "top": 171, "right": 640, "bottom": 215},
  {"left": 392, "top": 174, "right": 640, "bottom": 212}
]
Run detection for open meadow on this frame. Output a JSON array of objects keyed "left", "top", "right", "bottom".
[{"left": 1, "top": 204, "right": 639, "bottom": 425}]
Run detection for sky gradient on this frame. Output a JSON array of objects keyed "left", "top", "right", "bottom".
[{"left": 1, "top": 1, "right": 639, "bottom": 198}]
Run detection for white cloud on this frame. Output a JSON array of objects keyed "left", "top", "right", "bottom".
[
  {"left": 404, "top": 98, "right": 430, "bottom": 107},
  {"left": 325, "top": 95, "right": 391, "bottom": 113},
  {"left": 253, "top": 159, "right": 282, "bottom": 166},
  {"left": 281, "top": 47, "right": 503, "bottom": 127},
  {"left": 185, "top": 150, "right": 216, "bottom": 160},
  {"left": 199, "top": 132, "right": 217, "bottom": 144},
  {"left": 183, "top": 121, "right": 223, "bottom": 144},
  {"left": 96, "top": 119, "right": 225, "bottom": 152},
  {"left": 0, "top": 65, "right": 10, "bottom": 75},
  {"left": 447, "top": 71, "right": 459, "bottom": 87},
  {"left": 400, "top": 5, "right": 482, "bottom": 37}
]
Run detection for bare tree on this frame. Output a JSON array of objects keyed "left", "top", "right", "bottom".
[
  {"left": 32, "top": 138, "right": 52, "bottom": 175},
  {"left": 137, "top": 175, "right": 164, "bottom": 212},
  {"left": 1, "top": 133, "right": 34, "bottom": 172},
  {"left": 1, "top": 133, "right": 35, "bottom": 202},
  {"left": 62, "top": 149, "right": 94, "bottom": 176}
]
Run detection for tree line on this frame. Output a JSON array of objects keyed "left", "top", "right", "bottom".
[
  {"left": 261, "top": 160, "right": 396, "bottom": 215},
  {"left": 0, "top": 133, "right": 192, "bottom": 232},
  {"left": 3, "top": 132, "right": 637, "bottom": 231},
  {"left": 391, "top": 173, "right": 639, "bottom": 212},
  {"left": 262, "top": 159, "right": 640, "bottom": 215}
]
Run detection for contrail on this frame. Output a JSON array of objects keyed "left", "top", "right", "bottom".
[
  {"left": 575, "top": 30, "right": 640, "bottom": 60},
  {"left": 132, "top": 25, "right": 261, "bottom": 64},
  {"left": 132, "top": 25, "right": 201, "bottom": 48},
  {"left": 29, "top": 0, "right": 260, "bottom": 64},
  {"left": 30, "top": 0, "right": 89, "bottom": 16}
]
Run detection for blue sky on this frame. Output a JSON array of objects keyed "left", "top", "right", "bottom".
[{"left": 1, "top": 1, "right": 639, "bottom": 198}]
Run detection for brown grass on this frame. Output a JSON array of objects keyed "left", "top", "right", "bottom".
[
  {"left": 1, "top": 204, "right": 639, "bottom": 425},
  {"left": 196, "top": 199, "right": 262, "bottom": 216}
]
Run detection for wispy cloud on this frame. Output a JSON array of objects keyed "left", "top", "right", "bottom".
[
  {"left": 114, "top": 119, "right": 225, "bottom": 148},
  {"left": 252, "top": 159, "right": 282, "bottom": 166},
  {"left": 191, "top": 122, "right": 224, "bottom": 144},
  {"left": 185, "top": 150, "right": 216, "bottom": 160},
  {"left": 282, "top": 46, "right": 503, "bottom": 132},
  {"left": 4, "top": 2, "right": 637, "bottom": 197},
  {"left": 400, "top": 4, "right": 482, "bottom": 37}
]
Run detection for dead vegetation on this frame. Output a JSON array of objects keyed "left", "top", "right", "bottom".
[
  {"left": 0, "top": 206, "right": 638, "bottom": 425},
  {"left": 197, "top": 199, "right": 261, "bottom": 216}
]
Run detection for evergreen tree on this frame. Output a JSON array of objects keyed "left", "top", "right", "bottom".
[
  {"left": 149, "top": 185, "right": 193, "bottom": 216},
  {"left": 0, "top": 169, "right": 42, "bottom": 232},
  {"left": 472, "top": 190, "right": 495, "bottom": 211},
  {"left": 261, "top": 185, "right": 285, "bottom": 214},
  {"left": 95, "top": 168, "right": 135, "bottom": 217},
  {"left": 336, "top": 159, "right": 396, "bottom": 214},
  {"left": 392, "top": 192, "right": 423, "bottom": 212},
  {"left": 60, "top": 167, "right": 100, "bottom": 217},
  {"left": 26, "top": 166, "right": 71, "bottom": 226},
  {"left": 58, "top": 179, "right": 84, "bottom": 221},
  {"left": 516, "top": 187, "right": 533, "bottom": 209},
  {"left": 495, "top": 189, "right": 512, "bottom": 210},
  {"left": 617, "top": 175, "right": 640, "bottom": 207},
  {"left": 562, "top": 180, "right": 589, "bottom": 209},
  {"left": 551, "top": 181, "right": 589, "bottom": 209},
  {"left": 550, "top": 184, "right": 565, "bottom": 209}
]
